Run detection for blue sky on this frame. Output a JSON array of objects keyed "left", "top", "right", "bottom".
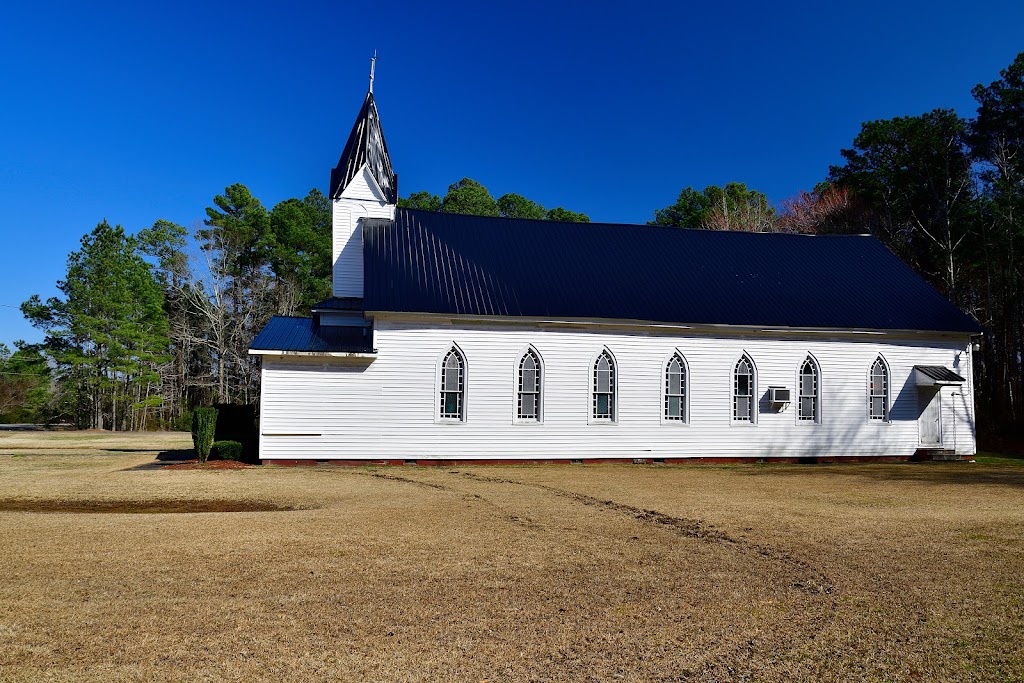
[{"left": 1, "top": 0, "right": 1022, "bottom": 346}]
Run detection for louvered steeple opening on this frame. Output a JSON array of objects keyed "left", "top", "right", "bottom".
[{"left": 329, "top": 91, "right": 397, "bottom": 202}]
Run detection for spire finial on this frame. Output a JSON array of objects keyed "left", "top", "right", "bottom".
[{"left": 369, "top": 51, "right": 377, "bottom": 94}]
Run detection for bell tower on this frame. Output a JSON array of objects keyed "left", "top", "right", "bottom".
[{"left": 328, "top": 55, "right": 397, "bottom": 299}]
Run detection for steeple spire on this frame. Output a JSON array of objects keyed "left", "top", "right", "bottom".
[
  {"left": 368, "top": 51, "right": 376, "bottom": 94},
  {"left": 329, "top": 55, "right": 397, "bottom": 203}
]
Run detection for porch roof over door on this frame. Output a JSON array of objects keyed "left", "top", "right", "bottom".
[{"left": 914, "top": 365, "right": 966, "bottom": 386}]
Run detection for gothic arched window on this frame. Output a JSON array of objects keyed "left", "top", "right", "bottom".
[
  {"left": 798, "top": 356, "right": 819, "bottom": 423},
  {"left": 869, "top": 356, "right": 889, "bottom": 421},
  {"left": 517, "top": 348, "right": 542, "bottom": 421},
  {"left": 665, "top": 354, "right": 687, "bottom": 422},
  {"left": 440, "top": 347, "right": 465, "bottom": 420},
  {"left": 593, "top": 350, "right": 616, "bottom": 421},
  {"left": 733, "top": 355, "right": 755, "bottom": 422}
]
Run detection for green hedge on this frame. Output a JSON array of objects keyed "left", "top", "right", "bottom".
[
  {"left": 210, "top": 440, "right": 244, "bottom": 461},
  {"left": 191, "top": 407, "right": 218, "bottom": 463}
]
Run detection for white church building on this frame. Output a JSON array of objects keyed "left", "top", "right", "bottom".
[{"left": 249, "top": 80, "right": 982, "bottom": 465}]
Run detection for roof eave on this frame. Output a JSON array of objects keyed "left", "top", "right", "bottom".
[
  {"left": 248, "top": 349, "right": 377, "bottom": 359},
  {"left": 365, "top": 310, "right": 981, "bottom": 337}
]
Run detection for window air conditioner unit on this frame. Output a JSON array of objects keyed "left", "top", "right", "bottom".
[{"left": 769, "top": 387, "right": 791, "bottom": 404}]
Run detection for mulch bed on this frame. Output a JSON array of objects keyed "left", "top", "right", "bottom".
[{"left": 164, "top": 460, "right": 254, "bottom": 470}]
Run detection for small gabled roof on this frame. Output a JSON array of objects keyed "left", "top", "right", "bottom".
[
  {"left": 250, "top": 316, "right": 374, "bottom": 354},
  {"left": 914, "top": 366, "right": 966, "bottom": 384},
  {"left": 361, "top": 208, "right": 983, "bottom": 334},
  {"left": 329, "top": 91, "right": 397, "bottom": 203}
]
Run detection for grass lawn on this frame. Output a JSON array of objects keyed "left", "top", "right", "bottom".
[
  {"left": 1, "top": 431, "right": 1023, "bottom": 682},
  {"left": 975, "top": 450, "right": 1024, "bottom": 465}
]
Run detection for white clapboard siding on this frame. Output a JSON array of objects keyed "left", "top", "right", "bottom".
[
  {"left": 259, "top": 317, "right": 976, "bottom": 460},
  {"left": 332, "top": 164, "right": 395, "bottom": 298}
]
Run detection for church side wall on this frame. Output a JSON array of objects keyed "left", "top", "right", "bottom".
[{"left": 258, "top": 318, "right": 976, "bottom": 461}]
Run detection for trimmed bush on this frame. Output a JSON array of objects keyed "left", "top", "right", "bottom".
[
  {"left": 210, "top": 440, "right": 244, "bottom": 461},
  {"left": 191, "top": 407, "right": 218, "bottom": 463}
]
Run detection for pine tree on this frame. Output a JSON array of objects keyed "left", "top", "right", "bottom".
[{"left": 22, "top": 221, "right": 169, "bottom": 429}]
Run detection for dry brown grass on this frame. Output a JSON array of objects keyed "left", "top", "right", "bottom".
[
  {"left": 2, "top": 432, "right": 1023, "bottom": 682},
  {"left": 0, "top": 429, "right": 191, "bottom": 457}
]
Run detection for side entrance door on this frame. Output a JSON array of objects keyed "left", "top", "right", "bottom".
[{"left": 918, "top": 387, "right": 942, "bottom": 447}]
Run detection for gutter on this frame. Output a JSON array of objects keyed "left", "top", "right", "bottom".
[{"left": 247, "top": 349, "right": 377, "bottom": 359}]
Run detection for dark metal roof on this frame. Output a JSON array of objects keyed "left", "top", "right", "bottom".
[
  {"left": 329, "top": 91, "right": 397, "bottom": 202},
  {"left": 250, "top": 316, "right": 375, "bottom": 353},
  {"left": 362, "top": 209, "right": 983, "bottom": 334},
  {"left": 914, "top": 366, "right": 966, "bottom": 383},
  {"left": 311, "top": 297, "right": 365, "bottom": 312}
]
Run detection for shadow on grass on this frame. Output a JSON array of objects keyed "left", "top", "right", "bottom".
[
  {"left": 0, "top": 424, "right": 75, "bottom": 432},
  {"left": 101, "top": 448, "right": 185, "bottom": 454},
  {"left": 123, "top": 449, "right": 196, "bottom": 471},
  {"left": 157, "top": 449, "right": 195, "bottom": 462},
  {"left": 735, "top": 459, "right": 1024, "bottom": 487}
]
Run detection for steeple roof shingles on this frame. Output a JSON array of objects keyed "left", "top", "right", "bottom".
[{"left": 329, "top": 91, "right": 397, "bottom": 202}]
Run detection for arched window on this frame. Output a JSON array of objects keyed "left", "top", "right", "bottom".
[
  {"left": 733, "top": 355, "right": 755, "bottom": 422},
  {"left": 517, "top": 348, "right": 542, "bottom": 421},
  {"left": 665, "top": 353, "right": 687, "bottom": 421},
  {"left": 440, "top": 347, "right": 465, "bottom": 420},
  {"left": 869, "top": 356, "right": 889, "bottom": 421},
  {"left": 593, "top": 350, "right": 616, "bottom": 421},
  {"left": 798, "top": 356, "right": 819, "bottom": 423}
]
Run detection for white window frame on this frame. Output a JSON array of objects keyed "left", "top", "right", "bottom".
[
  {"left": 867, "top": 354, "right": 890, "bottom": 423},
  {"left": 589, "top": 348, "right": 617, "bottom": 424},
  {"left": 796, "top": 354, "right": 821, "bottom": 425},
  {"left": 514, "top": 346, "right": 544, "bottom": 424},
  {"left": 731, "top": 353, "right": 757, "bottom": 425},
  {"left": 435, "top": 343, "right": 467, "bottom": 424},
  {"left": 661, "top": 351, "right": 689, "bottom": 425}
]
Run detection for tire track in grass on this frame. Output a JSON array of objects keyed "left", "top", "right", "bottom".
[
  {"left": 357, "top": 466, "right": 839, "bottom": 674},
  {"left": 361, "top": 469, "right": 455, "bottom": 492},
  {"left": 450, "top": 470, "right": 835, "bottom": 596},
  {"left": 352, "top": 469, "right": 541, "bottom": 529}
]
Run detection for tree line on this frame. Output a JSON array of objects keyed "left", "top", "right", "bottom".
[
  {"left": 399, "top": 177, "right": 591, "bottom": 222},
  {"left": 14, "top": 185, "right": 332, "bottom": 430},
  {"left": 3, "top": 179, "right": 589, "bottom": 430},
  {"left": 647, "top": 54, "right": 1024, "bottom": 440},
  {"left": 3, "top": 53, "right": 1022, "bottom": 443}
]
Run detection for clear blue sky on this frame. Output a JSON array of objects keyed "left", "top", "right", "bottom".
[{"left": 1, "top": 0, "right": 1022, "bottom": 346}]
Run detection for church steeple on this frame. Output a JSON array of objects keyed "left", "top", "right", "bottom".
[
  {"left": 328, "top": 56, "right": 397, "bottom": 203},
  {"left": 329, "top": 57, "right": 398, "bottom": 299}
]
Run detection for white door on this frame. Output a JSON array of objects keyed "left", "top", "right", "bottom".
[{"left": 918, "top": 388, "right": 942, "bottom": 446}]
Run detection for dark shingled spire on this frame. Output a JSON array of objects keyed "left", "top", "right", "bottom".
[{"left": 329, "top": 90, "right": 397, "bottom": 202}]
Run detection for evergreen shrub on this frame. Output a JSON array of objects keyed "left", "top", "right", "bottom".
[
  {"left": 210, "top": 440, "right": 244, "bottom": 461},
  {"left": 191, "top": 407, "right": 218, "bottom": 463}
]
